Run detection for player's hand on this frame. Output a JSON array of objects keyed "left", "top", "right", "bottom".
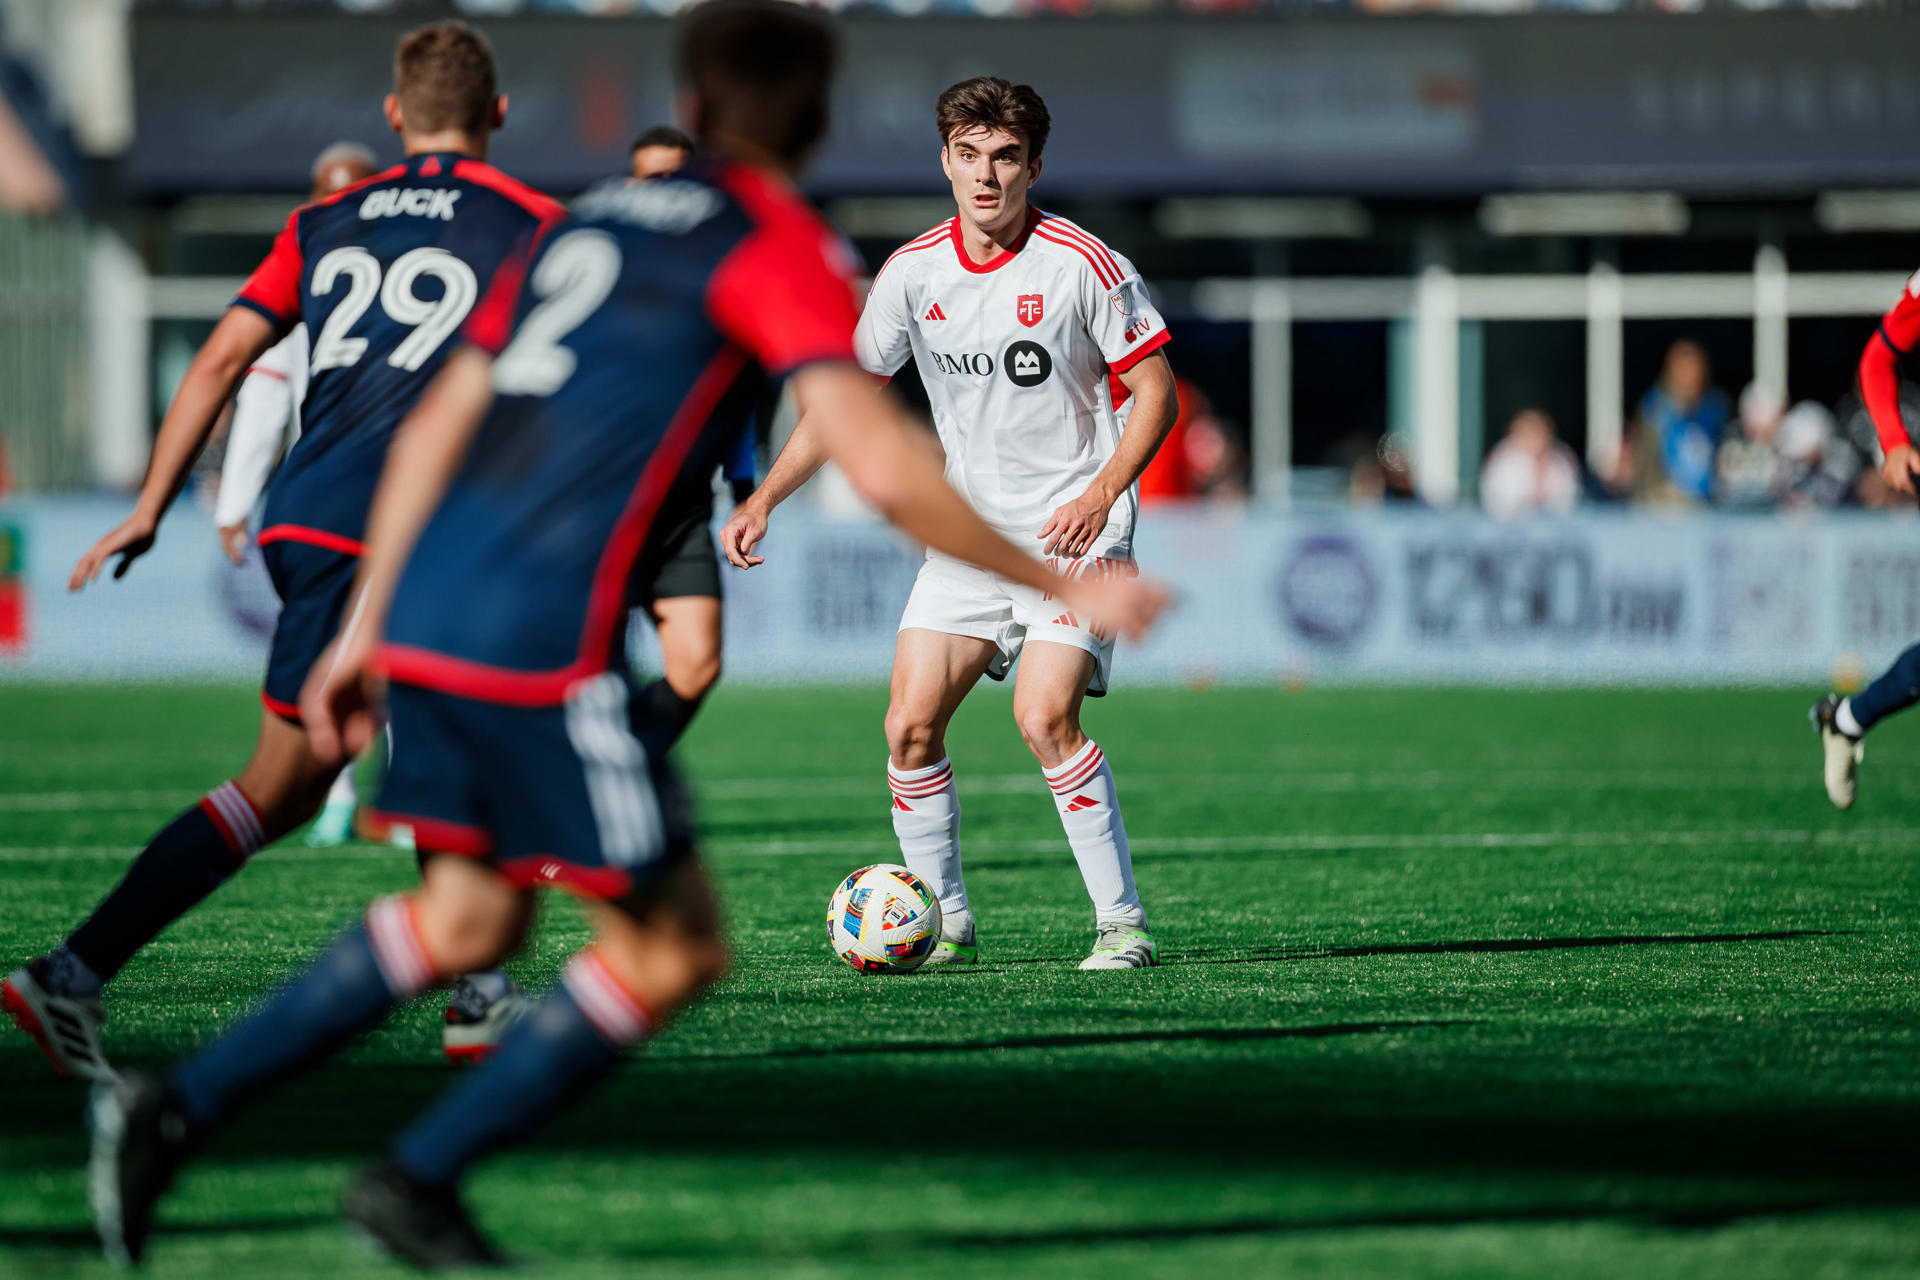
[
  {"left": 300, "top": 627, "right": 384, "bottom": 767},
  {"left": 1060, "top": 573, "right": 1172, "bottom": 644},
  {"left": 218, "top": 523, "right": 251, "bottom": 565},
  {"left": 69, "top": 511, "right": 159, "bottom": 591},
  {"left": 1040, "top": 488, "right": 1112, "bottom": 560},
  {"left": 720, "top": 503, "right": 769, "bottom": 569},
  {"left": 1883, "top": 444, "right": 1920, "bottom": 496}
]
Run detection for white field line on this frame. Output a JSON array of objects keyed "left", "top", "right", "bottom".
[
  {"left": 0, "top": 767, "right": 1842, "bottom": 813},
  {"left": 0, "top": 826, "right": 1912, "bottom": 864}
]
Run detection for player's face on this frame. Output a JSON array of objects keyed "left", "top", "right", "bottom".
[
  {"left": 631, "top": 145, "right": 689, "bottom": 183},
  {"left": 942, "top": 126, "right": 1038, "bottom": 236}
]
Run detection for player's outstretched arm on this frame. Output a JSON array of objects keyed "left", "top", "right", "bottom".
[
  {"left": 300, "top": 348, "right": 496, "bottom": 763},
  {"left": 1040, "top": 352, "right": 1179, "bottom": 558},
  {"left": 719, "top": 412, "right": 831, "bottom": 569},
  {"left": 793, "top": 362, "right": 1169, "bottom": 641},
  {"left": 70, "top": 307, "right": 277, "bottom": 590}
]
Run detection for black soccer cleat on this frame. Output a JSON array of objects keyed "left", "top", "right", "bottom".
[
  {"left": 342, "top": 1160, "right": 509, "bottom": 1270},
  {"left": 87, "top": 1072, "right": 196, "bottom": 1267}
]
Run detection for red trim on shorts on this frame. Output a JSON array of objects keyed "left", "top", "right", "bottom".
[
  {"left": 246, "top": 365, "right": 289, "bottom": 382},
  {"left": 261, "top": 690, "right": 302, "bottom": 722},
  {"left": 257, "top": 524, "right": 365, "bottom": 556},
  {"left": 948, "top": 206, "right": 1040, "bottom": 275},
  {"left": 381, "top": 346, "right": 750, "bottom": 706},
  {"left": 497, "top": 856, "right": 635, "bottom": 901},
  {"left": 1108, "top": 327, "right": 1170, "bottom": 375},
  {"left": 361, "top": 808, "right": 495, "bottom": 856}
]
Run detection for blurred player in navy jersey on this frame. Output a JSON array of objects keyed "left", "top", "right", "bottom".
[
  {"left": 623, "top": 123, "right": 755, "bottom": 748},
  {"left": 1812, "top": 268, "right": 1920, "bottom": 807},
  {"left": 3, "top": 21, "right": 562, "bottom": 1083},
  {"left": 213, "top": 140, "right": 380, "bottom": 850},
  {"left": 85, "top": 3, "right": 1167, "bottom": 1267}
]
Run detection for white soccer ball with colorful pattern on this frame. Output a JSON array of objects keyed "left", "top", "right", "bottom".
[{"left": 826, "top": 864, "right": 943, "bottom": 974}]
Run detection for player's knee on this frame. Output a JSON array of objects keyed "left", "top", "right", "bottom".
[
  {"left": 1014, "top": 701, "right": 1077, "bottom": 758},
  {"left": 672, "top": 650, "right": 722, "bottom": 701},
  {"left": 416, "top": 882, "right": 530, "bottom": 975},
  {"left": 883, "top": 703, "right": 941, "bottom": 764}
]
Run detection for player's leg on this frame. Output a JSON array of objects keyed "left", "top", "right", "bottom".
[
  {"left": 641, "top": 593, "right": 725, "bottom": 746},
  {"left": 886, "top": 627, "right": 999, "bottom": 963},
  {"left": 351, "top": 862, "right": 727, "bottom": 1267},
  {"left": 1812, "top": 641, "right": 1920, "bottom": 808},
  {"left": 1011, "top": 641, "right": 1154, "bottom": 970},
  {"left": 304, "top": 754, "right": 362, "bottom": 848},
  {"left": 88, "top": 854, "right": 533, "bottom": 1266},
  {"left": 6, "top": 707, "right": 340, "bottom": 1081}
]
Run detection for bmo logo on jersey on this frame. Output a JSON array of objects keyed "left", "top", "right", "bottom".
[
  {"left": 929, "top": 350, "right": 994, "bottom": 377},
  {"left": 1003, "top": 340, "right": 1052, "bottom": 388}
]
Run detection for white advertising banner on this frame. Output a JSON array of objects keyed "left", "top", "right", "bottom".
[{"left": 2, "top": 496, "right": 1915, "bottom": 687}]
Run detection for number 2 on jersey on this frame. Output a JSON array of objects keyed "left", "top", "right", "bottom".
[
  {"left": 308, "top": 245, "right": 480, "bottom": 375},
  {"left": 491, "top": 230, "right": 623, "bottom": 397}
]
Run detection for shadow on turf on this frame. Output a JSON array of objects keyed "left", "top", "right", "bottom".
[
  {"left": 680, "top": 1018, "right": 1469, "bottom": 1060},
  {"left": 0, "top": 1216, "right": 323, "bottom": 1249},
  {"left": 1175, "top": 928, "right": 1844, "bottom": 966}
]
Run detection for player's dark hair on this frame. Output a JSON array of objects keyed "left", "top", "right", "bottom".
[
  {"left": 935, "top": 77, "right": 1050, "bottom": 162},
  {"left": 393, "top": 20, "right": 498, "bottom": 135},
  {"left": 631, "top": 125, "right": 696, "bottom": 155},
  {"left": 676, "top": 1, "right": 836, "bottom": 165}
]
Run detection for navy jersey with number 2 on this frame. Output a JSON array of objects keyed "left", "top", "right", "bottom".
[{"left": 382, "top": 162, "right": 861, "bottom": 702}]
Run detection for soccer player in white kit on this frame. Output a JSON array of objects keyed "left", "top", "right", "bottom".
[
  {"left": 722, "top": 77, "right": 1179, "bottom": 969},
  {"left": 214, "top": 141, "right": 378, "bottom": 848}
]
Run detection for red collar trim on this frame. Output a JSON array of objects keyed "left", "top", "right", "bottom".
[{"left": 949, "top": 205, "right": 1040, "bottom": 274}]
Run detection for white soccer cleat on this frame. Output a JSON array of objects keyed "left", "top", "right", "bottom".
[
  {"left": 303, "top": 796, "right": 357, "bottom": 848},
  {"left": 1810, "top": 694, "right": 1864, "bottom": 810},
  {"left": 3, "top": 960, "right": 118, "bottom": 1082},
  {"left": 442, "top": 978, "right": 533, "bottom": 1065},
  {"left": 1079, "top": 923, "right": 1159, "bottom": 971},
  {"left": 921, "top": 919, "right": 978, "bottom": 968}
]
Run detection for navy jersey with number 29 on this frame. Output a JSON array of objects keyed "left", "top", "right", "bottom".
[
  {"left": 233, "top": 151, "right": 563, "bottom": 554},
  {"left": 381, "top": 162, "right": 862, "bottom": 703}
]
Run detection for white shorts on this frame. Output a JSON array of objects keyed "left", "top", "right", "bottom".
[{"left": 897, "top": 546, "right": 1134, "bottom": 696}]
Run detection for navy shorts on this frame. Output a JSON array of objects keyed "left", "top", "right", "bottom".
[
  {"left": 368, "top": 671, "right": 694, "bottom": 901},
  {"left": 260, "top": 539, "right": 360, "bottom": 722}
]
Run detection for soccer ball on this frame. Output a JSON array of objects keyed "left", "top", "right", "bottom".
[{"left": 826, "top": 864, "right": 942, "bottom": 974}]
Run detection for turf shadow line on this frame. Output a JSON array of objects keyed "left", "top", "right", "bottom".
[
  {"left": 0, "top": 1215, "right": 324, "bottom": 1249},
  {"left": 652, "top": 1018, "right": 1469, "bottom": 1062},
  {"left": 1177, "top": 929, "right": 1843, "bottom": 966}
]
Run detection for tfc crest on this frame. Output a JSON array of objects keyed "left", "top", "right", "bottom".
[{"left": 1016, "top": 294, "right": 1044, "bottom": 328}]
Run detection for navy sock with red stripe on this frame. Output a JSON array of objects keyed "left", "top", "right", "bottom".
[
  {"left": 64, "top": 782, "right": 266, "bottom": 985},
  {"left": 391, "top": 953, "right": 652, "bottom": 1187},
  {"left": 172, "top": 895, "right": 439, "bottom": 1127}
]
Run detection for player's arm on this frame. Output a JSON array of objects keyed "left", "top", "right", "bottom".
[
  {"left": 719, "top": 412, "right": 830, "bottom": 568},
  {"left": 1041, "top": 351, "right": 1178, "bottom": 558},
  {"left": 1860, "top": 272, "right": 1920, "bottom": 494},
  {"left": 70, "top": 306, "right": 279, "bottom": 589},
  {"left": 299, "top": 347, "right": 495, "bottom": 763},
  {"left": 793, "top": 362, "right": 1166, "bottom": 637},
  {"left": 214, "top": 353, "right": 296, "bottom": 563}
]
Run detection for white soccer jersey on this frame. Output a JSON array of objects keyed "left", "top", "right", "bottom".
[
  {"left": 214, "top": 325, "right": 309, "bottom": 527},
  {"left": 854, "top": 209, "right": 1170, "bottom": 545}
]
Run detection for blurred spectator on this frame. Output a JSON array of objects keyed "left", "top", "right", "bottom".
[
  {"left": 1338, "top": 432, "right": 1422, "bottom": 506},
  {"left": 1480, "top": 408, "right": 1581, "bottom": 519},
  {"left": 1712, "top": 381, "right": 1786, "bottom": 508},
  {"left": 1775, "top": 400, "right": 1859, "bottom": 509},
  {"left": 1635, "top": 339, "right": 1728, "bottom": 503},
  {"left": 1139, "top": 376, "right": 1247, "bottom": 503}
]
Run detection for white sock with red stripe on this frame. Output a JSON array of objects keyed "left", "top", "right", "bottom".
[
  {"left": 1043, "top": 739, "right": 1144, "bottom": 928},
  {"left": 201, "top": 780, "right": 268, "bottom": 859},
  {"left": 888, "top": 756, "right": 972, "bottom": 939}
]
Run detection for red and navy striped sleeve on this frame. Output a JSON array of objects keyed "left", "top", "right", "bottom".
[
  {"left": 1860, "top": 269, "right": 1920, "bottom": 453},
  {"left": 705, "top": 170, "right": 859, "bottom": 376},
  {"left": 233, "top": 208, "right": 305, "bottom": 334}
]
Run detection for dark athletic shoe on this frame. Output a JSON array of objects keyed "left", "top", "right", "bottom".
[
  {"left": 342, "top": 1160, "right": 509, "bottom": 1270},
  {"left": 88, "top": 1072, "right": 195, "bottom": 1267}
]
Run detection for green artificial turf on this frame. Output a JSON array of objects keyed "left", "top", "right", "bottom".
[{"left": 2, "top": 682, "right": 1919, "bottom": 1278}]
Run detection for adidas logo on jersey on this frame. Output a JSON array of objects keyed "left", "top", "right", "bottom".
[
  {"left": 359, "top": 188, "right": 462, "bottom": 222},
  {"left": 925, "top": 302, "right": 946, "bottom": 321}
]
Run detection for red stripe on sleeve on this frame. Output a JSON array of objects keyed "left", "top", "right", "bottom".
[
  {"left": 1032, "top": 225, "right": 1118, "bottom": 290},
  {"left": 234, "top": 210, "right": 307, "bottom": 329},
  {"left": 1861, "top": 274, "right": 1920, "bottom": 454}
]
